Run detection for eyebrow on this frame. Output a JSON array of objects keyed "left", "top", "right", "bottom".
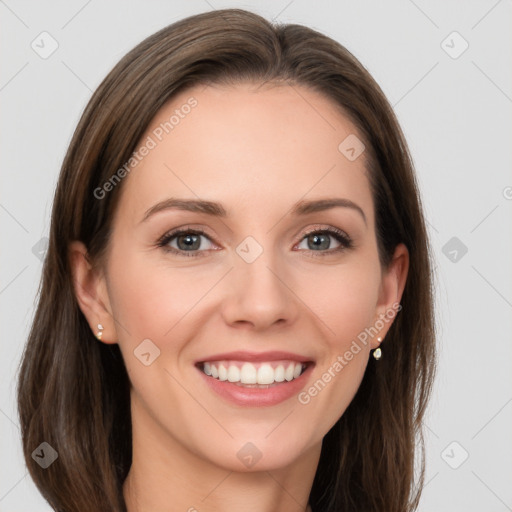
[{"left": 141, "top": 197, "right": 367, "bottom": 225}]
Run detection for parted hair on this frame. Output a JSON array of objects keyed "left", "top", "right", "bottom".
[{"left": 17, "top": 8, "right": 436, "bottom": 512}]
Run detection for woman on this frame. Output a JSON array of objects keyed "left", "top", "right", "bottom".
[{"left": 17, "top": 8, "right": 436, "bottom": 512}]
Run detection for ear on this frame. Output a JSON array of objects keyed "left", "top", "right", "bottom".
[
  {"left": 68, "top": 240, "right": 117, "bottom": 344},
  {"left": 370, "top": 243, "right": 409, "bottom": 349}
]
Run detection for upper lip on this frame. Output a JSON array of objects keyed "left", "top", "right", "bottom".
[{"left": 195, "top": 350, "right": 314, "bottom": 364}]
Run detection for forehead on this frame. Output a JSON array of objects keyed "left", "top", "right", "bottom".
[{"left": 115, "top": 82, "right": 373, "bottom": 226}]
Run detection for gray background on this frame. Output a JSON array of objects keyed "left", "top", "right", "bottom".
[{"left": 1, "top": 0, "right": 511, "bottom": 510}]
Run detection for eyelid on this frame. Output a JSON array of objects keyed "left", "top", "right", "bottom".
[
  {"left": 156, "top": 225, "right": 216, "bottom": 247},
  {"left": 293, "top": 224, "right": 350, "bottom": 245},
  {"left": 156, "top": 225, "right": 218, "bottom": 258},
  {"left": 157, "top": 223, "right": 353, "bottom": 257}
]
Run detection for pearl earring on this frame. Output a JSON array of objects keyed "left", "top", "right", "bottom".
[
  {"left": 96, "top": 323, "right": 104, "bottom": 340},
  {"left": 373, "top": 337, "right": 382, "bottom": 360}
]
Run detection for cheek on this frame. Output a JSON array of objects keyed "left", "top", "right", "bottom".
[
  {"left": 298, "top": 259, "right": 381, "bottom": 346},
  {"left": 108, "top": 241, "right": 381, "bottom": 355},
  {"left": 106, "top": 249, "right": 216, "bottom": 343},
  {"left": 296, "top": 261, "right": 379, "bottom": 418},
  {"left": 294, "top": 268, "right": 379, "bottom": 433},
  {"left": 105, "top": 250, "right": 214, "bottom": 406}
]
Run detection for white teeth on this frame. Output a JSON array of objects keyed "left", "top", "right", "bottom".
[
  {"left": 257, "top": 364, "right": 275, "bottom": 385},
  {"left": 218, "top": 364, "right": 228, "bottom": 381},
  {"left": 227, "top": 365, "right": 240, "bottom": 382},
  {"left": 240, "top": 363, "right": 257, "bottom": 384},
  {"left": 201, "top": 361, "right": 306, "bottom": 385},
  {"left": 274, "top": 365, "right": 285, "bottom": 382},
  {"left": 284, "top": 363, "right": 295, "bottom": 381}
]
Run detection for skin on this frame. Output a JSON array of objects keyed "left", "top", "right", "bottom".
[{"left": 70, "top": 82, "right": 409, "bottom": 512}]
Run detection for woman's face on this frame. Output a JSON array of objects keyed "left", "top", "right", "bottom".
[{"left": 78, "top": 82, "right": 408, "bottom": 472}]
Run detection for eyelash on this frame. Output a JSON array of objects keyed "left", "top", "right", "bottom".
[{"left": 156, "top": 225, "right": 354, "bottom": 258}]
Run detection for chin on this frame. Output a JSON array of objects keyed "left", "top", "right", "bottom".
[{"left": 196, "top": 433, "right": 316, "bottom": 473}]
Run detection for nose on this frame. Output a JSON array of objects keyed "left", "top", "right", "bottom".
[{"left": 220, "top": 248, "right": 300, "bottom": 332}]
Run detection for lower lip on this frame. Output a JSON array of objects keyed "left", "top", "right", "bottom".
[{"left": 197, "top": 364, "right": 314, "bottom": 407}]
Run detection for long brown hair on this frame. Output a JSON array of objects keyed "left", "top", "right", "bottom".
[{"left": 17, "top": 8, "right": 436, "bottom": 512}]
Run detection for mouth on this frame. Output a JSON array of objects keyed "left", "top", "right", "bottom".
[
  {"left": 194, "top": 351, "right": 315, "bottom": 406},
  {"left": 197, "top": 360, "right": 310, "bottom": 387}
]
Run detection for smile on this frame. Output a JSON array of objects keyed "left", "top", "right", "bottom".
[
  {"left": 195, "top": 351, "right": 315, "bottom": 406},
  {"left": 200, "top": 360, "right": 308, "bottom": 386}
]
